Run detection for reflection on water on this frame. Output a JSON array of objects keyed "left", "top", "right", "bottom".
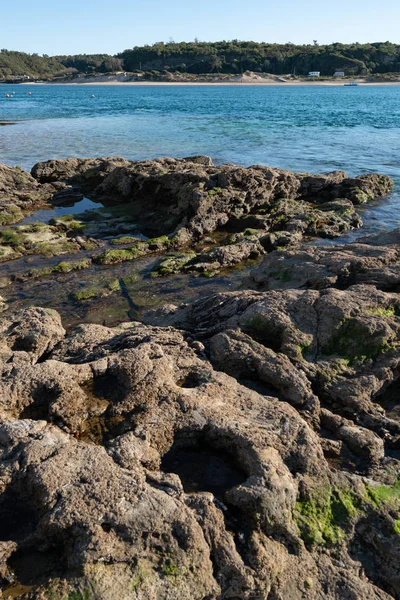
[{"left": 17, "top": 197, "right": 104, "bottom": 226}]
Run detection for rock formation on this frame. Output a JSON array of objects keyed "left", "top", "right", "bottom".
[
  {"left": 1, "top": 281, "right": 400, "bottom": 598},
  {"left": 0, "top": 158, "right": 399, "bottom": 599}
]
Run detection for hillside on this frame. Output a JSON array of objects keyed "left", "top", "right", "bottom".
[
  {"left": 1, "top": 41, "right": 400, "bottom": 80},
  {"left": 119, "top": 40, "right": 400, "bottom": 76}
]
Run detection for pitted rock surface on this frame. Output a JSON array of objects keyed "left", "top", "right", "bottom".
[{"left": 0, "top": 299, "right": 399, "bottom": 599}]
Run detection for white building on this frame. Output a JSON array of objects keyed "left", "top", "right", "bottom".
[
  {"left": 308, "top": 71, "right": 320, "bottom": 77},
  {"left": 333, "top": 71, "right": 345, "bottom": 77},
  {"left": 8, "top": 75, "right": 30, "bottom": 80}
]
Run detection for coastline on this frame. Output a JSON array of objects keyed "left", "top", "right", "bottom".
[
  {"left": 12, "top": 70, "right": 400, "bottom": 87},
  {"left": 20, "top": 78, "right": 400, "bottom": 86}
]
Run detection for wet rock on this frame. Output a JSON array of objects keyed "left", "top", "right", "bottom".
[
  {"left": 0, "top": 164, "right": 53, "bottom": 226},
  {"left": 0, "top": 222, "right": 82, "bottom": 263},
  {"left": 29, "top": 157, "right": 393, "bottom": 247},
  {"left": 299, "top": 171, "right": 393, "bottom": 204},
  {"left": 250, "top": 234, "right": 400, "bottom": 292}
]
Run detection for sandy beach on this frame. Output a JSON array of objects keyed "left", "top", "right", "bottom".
[
  {"left": 37, "top": 80, "right": 400, "bottom": 86},
  {"left": 35, "top": 75, "right": 400, "bottom": 86}
]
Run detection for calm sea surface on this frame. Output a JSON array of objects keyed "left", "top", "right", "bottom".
[{"left": 0, "top": 83, "right": 400, "bottom": 233}]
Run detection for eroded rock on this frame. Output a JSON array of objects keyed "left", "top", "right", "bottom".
[{"left": 0, "top": 303, "right": 399, "bottom": 599}]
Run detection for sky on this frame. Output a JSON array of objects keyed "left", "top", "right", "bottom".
[{"left": 3, "top": 0, "right": 400, "bottom": 55}]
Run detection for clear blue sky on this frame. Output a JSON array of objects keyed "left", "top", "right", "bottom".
[{"left": 3, "top": 0, "right": 400, "bottom": 55}]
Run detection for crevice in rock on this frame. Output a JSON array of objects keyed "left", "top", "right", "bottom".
[
  {"left": 162, "top": 440, "right": 247, "bottom": 500},
  {"left": 2, "top": 546, "right": 68, "bottom": 597},
  {"left": 176, "top": 372, "right": 205, "bottom": 389},
  {"left": 373, "top": 378, "right": 400, "bottom": 423},
  {"left": 20, "top": 383, "right": 60, "bottom": 421},
  {"left": 237, "top": 377, "right": 281, "bottom": 400},
  {"left": 0, "top": 489, "right": 40, "bottom": 542},
  {"left": 89, "top": 373, "right": 126, "bottom": 403},
  {"left": 161, "top": 433, "right": 257, "bottom": 571},
  {"left": 349, "top": 516, "right": 400, "bottom": 600}
]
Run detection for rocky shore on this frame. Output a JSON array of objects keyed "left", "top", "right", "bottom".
[
  {"left": 0, "top": 156, "right": 392, "bottom": 271},
  {"left": 0, "top": 157, "right": 399, "bottom": 599}
]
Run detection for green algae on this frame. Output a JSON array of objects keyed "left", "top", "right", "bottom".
[
  {"left": 28, "top": 259, "right": 92, "bottom": 279},
  {"left": 162, "top": 560, "right": 180, "bottom": 578},
  {"left": 53, "top": 259, "right": 92, "bottom": 274},
  {"left": 72, "top": 288, "right": 99, "bottom": 301},
  {"left": 0, "top": 205, "right": 24, "bottom": 226},
  {"left": 295, "top": 486, "right": 360, "bottom": 548},
  {"left": 323, "top": 317, "right": 396, "bottom": 363},
  {"left": 208, "top": 187, "right": 223, "bottom": 196},
  {"left": 296, "top": 481, "right": 400, "bottom": 549},
  {"left": 0, "top": 228, "right": 24, "bottom": 246},
  {"left": 365, "top": 480, "right": 400, "bottom": 507},
  {"left": 94, "top": 246, "right": 143, "bottom": 265},
  {"left": 37, "top": 240, "right": 77, "bottom": 258},
  {"left": 109, "top": 236, "right": 140, "bottom": 246},
  {"left": 67, "top": 591, "right": 92, "bottom": 600},
  {"left": 107, "top": 279, "right": 121, "bottom": 292},
  {"left": 155, "top": 253, "right": 197, "bottom": 276},
  {"left": 50, "top": 214, "right": 87, "bottom": 233},
  {"left": 367, "top": 306, "right": 399, "bottom": 317}
]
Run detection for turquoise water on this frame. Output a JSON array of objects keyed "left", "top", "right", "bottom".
[{"left": 0, "top": 83, "right": 400, "bottom": 233}]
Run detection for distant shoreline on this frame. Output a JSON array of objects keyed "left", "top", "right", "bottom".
[{"left": 17, "top": 79, "right": 400, "bottom": 87}]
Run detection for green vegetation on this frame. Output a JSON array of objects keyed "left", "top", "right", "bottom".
[
  {"left": 367, "top": 305, "right": 398, "bottom": 317},
  {"left": 107, "top": 279, "right": 121, "bottom": 292},
  {"left": 72, "top": 288, "right": 99, "bottom": 301},
  {"left": 295, "top": 486, "right": 360, "bottom": 548},
  {"left": 365, "top": 480, "right": 400, "bottom": 506},
  {"left": 3, "top": 41, "right": 400, "bottom": 80},
  {"left": 155, "top": 253, "right": 197, "bottom": 276},
  {"left": 28, "top": 258, "right": 91, "bottom": 279},
  {"left": 109, "top": 235, "right": 141, "bottom": 245},
  {"left": 0, "top": 205, "right": 24, "bottom": 226},
  {"left": 0, "top": 228, "right": 22, "bottom": 246},
  {"left": 208, "top": 187, "right": 223, "bottom": 196},
  {"left": 53, "top": 259, "right": 91, "bottom": 273},
  {"left": 119, "top": 41, "right": 400, "bottom": 76},
  {"left": 50, "top": 215, "right": 86, "bottom": 233},
  {"left": 243, "top": 228, "right": 260, "bottom": 236},
  {"left": 323, "top": 317, "right": 396, "bottom": 363},
  {"left": 37, "top": 240, "right": 77, "bottom": 257},
  {"left": 131, "top": 563, "right": 153, "bottom": 592},
  {"left": 67, "top": 591, "right": 92, "bottom": 600},
  {"left": 93, "top": 246, "right": 143, "bottom": 265},
  {"left": 161, "top": 559, "right": 180, "bottom": 578},
  {"left": 0, "top": 50, "right": 68, "bottom": 79},
  {"left": 295, "top": 481, "right": 400, "bottom": 548}
]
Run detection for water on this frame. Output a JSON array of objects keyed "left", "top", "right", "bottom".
[
  {"left": 1, "top": 83, "right": 400, "bottom": 325},
  {"left": 0, "top": 84, "right": 399, "bottom": 177},
  {"left": 16, "top": 197, "right": 103, "bottom": 226}
]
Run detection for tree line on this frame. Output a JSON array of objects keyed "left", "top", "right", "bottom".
[{"left": 1, "top": 41, "right": 400, "bottom": 79}]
